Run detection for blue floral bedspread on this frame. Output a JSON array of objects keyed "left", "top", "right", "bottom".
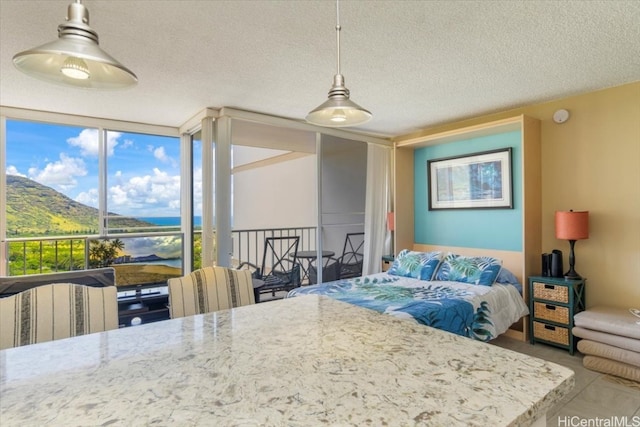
[{"left": 287, "top": 273, "right": 529, "bottom": 341}]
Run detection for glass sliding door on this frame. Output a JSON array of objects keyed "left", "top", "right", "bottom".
[
  {"left": 319, "top": 135, "right": 367, "bottom": 282},
  {"left": 228, "top": 119, "right": 317, "bottom": 293}
]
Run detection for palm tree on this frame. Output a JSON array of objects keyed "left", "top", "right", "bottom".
[{"left": 89, "top": 239, "right": 125, "bottom": 268}]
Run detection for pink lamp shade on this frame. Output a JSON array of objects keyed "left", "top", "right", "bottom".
[
  {"left": 387, "top": 212, "right": 395, "bottom": 231},
  {"left": 555, "top": 210, "right": 589, "bottom": 240}
]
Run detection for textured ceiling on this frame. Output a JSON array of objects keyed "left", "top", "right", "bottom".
[{"left": 1, "top": 0, "right": 639, "bottom": 138}]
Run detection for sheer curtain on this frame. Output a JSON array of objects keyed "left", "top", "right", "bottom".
[{"left": 362, "top": 143, "right": 392, "bottom": 275}]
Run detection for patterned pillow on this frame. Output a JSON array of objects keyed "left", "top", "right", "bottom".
[
  {"left": 434, "top": 253, "right": 503, "bottom": 286},
  {"left": 387, "top": 250, "right": 442, "bottom": 280}
]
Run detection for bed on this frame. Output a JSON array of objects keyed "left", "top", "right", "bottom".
[{"left": 287, "top": 250, "right": 529, "bottom": 341}]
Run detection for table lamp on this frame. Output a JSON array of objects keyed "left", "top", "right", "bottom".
[
  {"left": 555, "top": 210, "right": 589, "bottom": 280},
  {"left": 387, "top": 212, "right": 395, "bottom": 232}
]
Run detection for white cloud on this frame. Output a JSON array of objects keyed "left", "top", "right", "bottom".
[
  {"left": 108, "top": 167, "right": 180, "bottom": 216},
  {"left": 67, "top": 129, "right": 121, "bottom": 157},
  {"left": 6, "top": 165, "right": 26, "bottom": 177},
  {"left": 28, "top": 153, "right": 87, "bottom": 191},
  {"left": 154, "top": 146, "right": 169, "bottom": 162},
  {"left": 75, "top": 188, "right": 99, "bottom": 208},
  {"left": 123, "top": 235, "right": 182, "bottom": 259},
  {"left": 151, "top": 145, "right": 177, "bottom": 168}
]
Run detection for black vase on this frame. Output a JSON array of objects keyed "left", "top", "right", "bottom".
[
  {"left": 551, "top": 249, "right": 564, "bottom": 278},
  {"left": 541, "top": 253, "right": 551, "bottom": 277}
]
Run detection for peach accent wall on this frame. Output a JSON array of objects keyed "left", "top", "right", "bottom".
[{"left": 397, "top": 82, "right": 640, "bottom": 310}]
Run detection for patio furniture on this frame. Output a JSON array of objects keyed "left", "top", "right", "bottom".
[
  {"left": 0, "top": 283, "right": 118, "bottom": 350},
  {"left": 336, "top": 232, "right": 365, "bottom": 279},
  {"left": 297, "top": 250, "right": 335, "bottom": 284},
  {"left": 309, "top": 256, "right": 341, "bottom": 284},
  {"left": 238, "top": 236, "right": 301, "bottom": 299},
  {"left": 167, "top": 266, "right": 254, "bottom": 318}
]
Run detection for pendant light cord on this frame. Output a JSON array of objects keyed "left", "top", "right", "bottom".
[{"left": 335, "top": 0, "right": 341, "bottom": 76}]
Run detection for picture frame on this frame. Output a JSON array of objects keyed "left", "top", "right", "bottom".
[{"left": 428, "top": 148, "right": 513, "bottom": 210}]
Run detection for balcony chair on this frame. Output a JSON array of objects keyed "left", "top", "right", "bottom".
[
  {"left": 308, "top": 256, "right": 341, "bottom": 284},
  {"left": 0, "top": 283, "right": 118, "bottom": 350},
  {"left": 167, "top": 266, "right": 254, "bottom": 319},
  {"left": 336, "top": 232, "right": 365, "bottom": 279},
  {"left": 238, "top": 236, "right": 301, "bottom": 300}
]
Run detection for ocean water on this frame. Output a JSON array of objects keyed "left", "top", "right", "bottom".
[{"left": 136, "top": 216, "right": 202, "bottom": 227}]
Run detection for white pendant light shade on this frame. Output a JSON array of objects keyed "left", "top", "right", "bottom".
[
  {"left": 306, "top": 0, "right": 371, "bottom": 128},
  {"left": 12, "top": 0, "right": 137, "bottom": 89}
]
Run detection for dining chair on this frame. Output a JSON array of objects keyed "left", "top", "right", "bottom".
[
  {"left": 336, "top": 232, "right": 365, "bottom": 279},
  {"left": 0, "top": 283, "right": 118, "bottom": 350},
  {"left": 167, "top": 266, "right": 254, "bottom": 319},
  {"left": 238, "top": 236, "right": 301, "bottom": 299}
]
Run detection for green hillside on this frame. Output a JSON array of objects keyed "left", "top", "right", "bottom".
[{"left": 5, "top": 174, "right": 152, "bottom": 237}]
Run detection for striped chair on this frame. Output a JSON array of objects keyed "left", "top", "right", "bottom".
[
  {"left": 0, "top": 283, "right": 118, "bottom": 350},
  {"left": 167, "top": 266, "right": 255, "bottom": 319}
]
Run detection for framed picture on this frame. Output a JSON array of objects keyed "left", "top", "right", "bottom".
[{"left": 428, "top": 148, "right": 513, "bottom": 210}]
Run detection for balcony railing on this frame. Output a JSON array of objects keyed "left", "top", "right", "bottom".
[{"left": 3, "top": 227, "right": 317, "bottom": 286}]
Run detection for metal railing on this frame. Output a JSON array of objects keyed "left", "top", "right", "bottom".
[
  {"left": 232, "top": 226, "right": 316, "bottom": 269},
  {"left": 4, "top": 227, "right": 317, "bottom": 284}
]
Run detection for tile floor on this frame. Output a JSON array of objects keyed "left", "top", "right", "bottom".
[{"left": 491, "top": 335, "right": 640, "bottom": 426}]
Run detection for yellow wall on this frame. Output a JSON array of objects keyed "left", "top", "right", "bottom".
[{"left": 396, "top": 82, "right": 640, "bottom": 309}]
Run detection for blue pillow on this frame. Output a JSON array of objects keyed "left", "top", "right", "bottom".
[
  {"left": 387, "top": 250, "right": 442, "bottom": 280},
  {"left": 495, "top": 268, "right": 523, "bottom": 294},
  {"left": 495, "top": 268, "right": 520, "bottom": 285},
  {"left": 434, "top": 253, "right": 502, "bottom": 286}
]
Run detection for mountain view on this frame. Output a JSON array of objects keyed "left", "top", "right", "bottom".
[{"left": 5, "top": 175, "right": 152, "bottom": 237}]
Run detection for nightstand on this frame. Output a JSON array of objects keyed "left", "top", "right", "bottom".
[
  {"left": 381, "top": 255, "right": 394, "bottom": 272},
  {"left": 529, "top": 276, "right": 586, "bottom": 355}
]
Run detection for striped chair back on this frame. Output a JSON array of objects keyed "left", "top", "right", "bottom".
[
  {"left": 167, "top": 266, "right": 255, "bottom": 319},
  {"left": 0, "top": 283, "right": 118, "bottom": 350}
]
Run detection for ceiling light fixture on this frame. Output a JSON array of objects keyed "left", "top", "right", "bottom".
[
  {"left": 306, "top": 0, "right": 371, "bottom": 127},
  {"left": 12, "top": 0, "right": 137, "bottom": 89}
]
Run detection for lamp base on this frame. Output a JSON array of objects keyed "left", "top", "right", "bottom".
[
  {"left": 564, "top": 239, "right": 582, "bottom": 280},
  {"left": 564, "top": 271, "right": 582, "bottom": 280}
]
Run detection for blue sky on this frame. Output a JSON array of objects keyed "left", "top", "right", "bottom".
[{"left": 5, "top": 120, "right": 191, "bottom": 217}]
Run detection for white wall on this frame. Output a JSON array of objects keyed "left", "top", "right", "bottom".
[{"left": 232, "top": 154, "right": 317, "bottom": 230}]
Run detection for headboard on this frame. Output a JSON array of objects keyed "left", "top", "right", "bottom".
[{"left": 412, "top": 244, "right": 524, "bottom": 284}]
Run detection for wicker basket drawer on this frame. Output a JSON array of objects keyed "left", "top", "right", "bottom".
[
  {"left": 533, "top": 321, "right": 569, "bottom": 345},
  {"left": 534, "top": 302, "right": 570, "bottom": 324},
  {"left": 532, "top": 282, "right": 569, "bottom": 303}
]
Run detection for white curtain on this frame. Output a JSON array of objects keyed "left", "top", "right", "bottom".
[{"left": 362, "top": 143, "right": 392, "bottom": 275}]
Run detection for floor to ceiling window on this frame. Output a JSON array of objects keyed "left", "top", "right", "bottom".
[
  {"left": 2, "top": 119, "right": 182, "bottom": 287},
  {"left": 2, "top": 110, "right": 389, "bottom": 290},
  {"left": 191, "top": 130, "right": 206, "bottom": 270}
]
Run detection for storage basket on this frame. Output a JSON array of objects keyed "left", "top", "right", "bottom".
[
  {"left": 533, "top": 321, "right": 569, "bottom": 345},
  {"left": 534, "top": 302, "right": 569, "bottom": 324},
  {"left": 532, "top": 282, "right": 569, "bottom": 303}
]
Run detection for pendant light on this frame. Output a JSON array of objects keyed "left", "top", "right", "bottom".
[
  {"left": 12, "top": 0, "right": 137, "bottom": 89},
  {"left": 306, "top": 0, "right": 371, "bottom": 127}
]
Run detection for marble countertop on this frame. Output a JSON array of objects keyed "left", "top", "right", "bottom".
[{"left": 0, "top": 295, "right": 573, "bottom": 426}]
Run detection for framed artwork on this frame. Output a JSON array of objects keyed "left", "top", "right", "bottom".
[{"left": 428, "top": 148, "right": 513, "bottom": 210}]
